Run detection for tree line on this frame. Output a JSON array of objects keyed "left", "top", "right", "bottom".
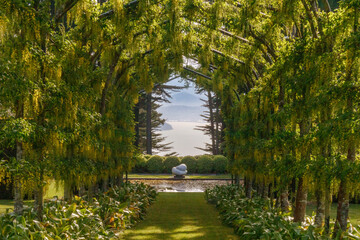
[{"left": 1, "top": 0, "right": 359, "bottom": 237}]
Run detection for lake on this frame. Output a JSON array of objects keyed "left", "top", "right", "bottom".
[{"left": 157, "top": 121, "right": 210, "bottom": 156}]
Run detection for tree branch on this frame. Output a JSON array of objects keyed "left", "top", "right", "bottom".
[
  {"left": 320, "top": 0, "right": 331, "bottom": 13},
  {"left": 300, "top": 0, "right": 318, "bottom": 38},
  {"left": 55, "top": 0, "right": 80, "bottom": 23}
]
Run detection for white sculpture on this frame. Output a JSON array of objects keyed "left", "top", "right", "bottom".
[{"left": 172, "top": 164, "right": 187, "bottom": 176}]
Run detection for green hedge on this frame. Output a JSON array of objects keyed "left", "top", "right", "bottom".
[
  {"left": 131, "top": 155, "right": 228, "bottom": 174},
  {"left": 163, "top": 156, "right": 180, "bottom": 173},
  {"left": 181, "top": 156, "right": 197, "bottom": 173},
  {"left": 213, "top": 155, "right": 228, "bottom": 174},
  {"left": 146, "top": 156, "right": 164, "bottom": 173},
  {"left": 197, "top": 155, "right": 214, "bottom": 173},
  {"left": 133, "top": 155, "right": 148, "bottom": 173}
]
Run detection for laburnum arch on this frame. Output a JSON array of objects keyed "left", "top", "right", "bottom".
[{"left": 0, "top": 0, "right": 359, "bottom": 235}]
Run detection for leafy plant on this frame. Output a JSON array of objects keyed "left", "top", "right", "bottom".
[
  {"left": 181, "top": 156, "right": 198, "bottom": 173},
  {"left": 146, "top": 156, "right": 164, "bottom": 173},
  {"left": 163, "top": 156, "right": 180, "bottom": 173},
  {"left": 205, "top": 185, "right": 334, "bottom": 239},
  {"left": 0, "top": 183, "right": 157, "bottom": 239},
  {"left": 133, "top": 155, "right": 148, "bottom": 173},
  {"left": 213, "top": 155, "right": 228, "bottom": 174},
  {"left": 197, "top": 155, "right": 214, "bottom": 173}
]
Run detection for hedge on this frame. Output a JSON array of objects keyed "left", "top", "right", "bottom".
[
  {"left": 181, "top": 156, "right": 197, "bottom": 173},
  {"left": 146, "top": 155, "right": 164, "bottom": 173},
  {"left": 213, "top": 155, "right": 228, "bottom": 173},
  {"left": 163, "top": 156, "right": 181, "bottom": 173},
  {"left": 133, "top": 155, "right": 148, "bottom": 173},
  {"left": 131, "top": 155, "right": 228, "bottom": 174},
  {"left": 197, "top": 155, "right": 214, "bottom": 173}
]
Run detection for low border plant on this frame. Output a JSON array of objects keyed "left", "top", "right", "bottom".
[
  {"left": 0, "top": 182, "right": 157, "bottom": 239},
  {"left": 205, "top": 185, "right": 354, "bottom": 240}
]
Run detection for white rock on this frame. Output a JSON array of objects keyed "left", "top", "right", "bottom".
[{"left": 172, "top": 164, "right": 188, "bottom": 175}]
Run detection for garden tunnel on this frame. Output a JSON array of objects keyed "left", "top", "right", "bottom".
[{"left": 0, "top": 0, "right": 359, "bottom": 236}]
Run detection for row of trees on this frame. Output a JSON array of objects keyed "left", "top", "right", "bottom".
[
  {"left": 1, "top": 0, "right": 359, "bottom": 237},
  {"left": 0, "top": 0, "right": 184, "bottom": 219},
  {"left": 181, "top": 0, "right": 358, "bottom": 236}
]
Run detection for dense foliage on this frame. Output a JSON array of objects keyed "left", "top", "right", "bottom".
[
  {"left": 213, "top": 155, "right": 228, "bottom": 174},
  {"left": 146, "top": 155, "right": 164, "bottom": 173},
  {"left": 163, "top": 156, "right": 181, "bottom": 173},
  {"left": 205, "top": 185, "right": 360, "bottom": 239},
  {"left": 197, "top": 155, "right": 214, "bottom": 174},
  {"left": 0, "top": 0, "right": 359, "bottom": 235},
  {"left": 132, "top": 155, "right": 228, "bottom": 174},
  {"left": 180, "top": 156, "right": 198, "bottom": 172},
  {"left": 0, "top": 182, "right": 157, "bottom": 239}
]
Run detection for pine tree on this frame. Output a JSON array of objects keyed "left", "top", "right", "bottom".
[{"left": 195, "top": 90, "right": 223, "bottom": 155}]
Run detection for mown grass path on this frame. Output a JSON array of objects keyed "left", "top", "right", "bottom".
[{"left": 122, "top": 192, "right": 238, "bottom": 240}]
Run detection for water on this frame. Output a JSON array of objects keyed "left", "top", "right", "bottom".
[
  {"left": 157, "top": 122, "right": 211, "bottom": 156},
  {"left": 129, "top": 179, "right": 231, "bottom": 192}
]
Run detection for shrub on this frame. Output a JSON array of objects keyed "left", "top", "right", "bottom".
[
  {"left": 0, "top": 183, "right": 157, "bottom": 239},
  {"left": 146, "top": 155, "right": 164, "bottom": 173},
  {"left": 213, "top": 155, "right": 228, "bottom": 174},
  {"left": 163, "top": 156, "right": 180, "bottom": 173},
  {"left": 181, "top": 156, "right": 198, "bottom": 173},
  {"left": 143, "top": 154, "right": 152, "bottom": 160},
  {"left": 205, "top": 185, "right": 326, "bottom": 239},
  {"left": 132, "top": 155, "right": 147, "bottom": 173},
  {"left": 197, "top": 155, "right": 214, "bottom": 173}
]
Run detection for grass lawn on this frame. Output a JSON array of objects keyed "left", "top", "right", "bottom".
[
  {"left": 128, "top": 173, "right": 232, "bottom": 179},
  {"left": 306, "top": 203, "right": 360, "bottom": 226},
  {"left": 0, "top": 180, "right": 63, "bottom": 214},
  {"left": 122, "top": 192, "right": 238, "bottom": 240}
]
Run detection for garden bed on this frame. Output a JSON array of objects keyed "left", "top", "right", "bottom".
[{"left": 0, "top": 183, "right": 156, "bottom": 239}]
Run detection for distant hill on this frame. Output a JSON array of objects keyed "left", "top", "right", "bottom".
[
  {"left": 158, "top": 105, "right": 206, "bottom": 122},
  {"left": 165, "top": 92, "right": 203, "bottom": 107},
  {"left": 160, "top": 122, "right": 173, "bottom": 131}
]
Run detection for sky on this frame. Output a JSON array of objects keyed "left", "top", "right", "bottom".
[{"left": 156, "top": 77, "right": 210, "bottom": 156}]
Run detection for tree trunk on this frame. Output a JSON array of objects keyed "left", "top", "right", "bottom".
[
  {"left": 14, "top": 141, "right": 23, "bottom": 215},
  {"left": 79, "top": 185, "right": 86, "bottom": 197},
  {"left": 146, "top": 93, "right": 152, "bottom": 155},
  {"left": 245, "top": 176, "right": 252, "bottom": 198},
  {"left": 100, "top": 53, "right": 120, "bottom": 115},
  {"left": 325, "top": 181, "right": 331, "bottom": 233},
  {"left": 207, "top": 91, "right": 216, "bottom": 155},
  {"left": 215, "top": 100, "right": 221, "bottom": 155},
  {"left": 334, "top": 71, "right": 356, "bottom": 234},
  {"left": 314, "top": 184, "right": 325, "bottom": 227},
  {"left": 280, "top": 186, "right": 290, "bottom": 212},
  {"left": 333, "top": 179, "right": 349, "bottom": 235},
  {"left": 14, "top": 100, "right": 24, "bottom": 215},
  {"left": 64, "top": 180, "right": 73, "bottom": 201},
  {"left": 34, "top": 174, "right": 44, "bottom": 221},
  {"left": 293, "top": 177, "right": 308, "bottom": 223},
  {"left": 290, "top": 178, "right": 297, "bottom": 207},
  {"left": 118, "top": 172, "right": 124, "bottom": 186},
  {"left": 134, "top": 103, "right": 140, "bottom": 147},
  {"left": 262, "top": 180, "right": 269, "bottom": 199},
  {"left": 102, "top": 177, "right": 108, "bottom": 192},
  {"left": 334, "top": 142, "right": 355, "bottom": 234},
  {"left": 259, "top": 181, "right": 264, "bottom": 198}
]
